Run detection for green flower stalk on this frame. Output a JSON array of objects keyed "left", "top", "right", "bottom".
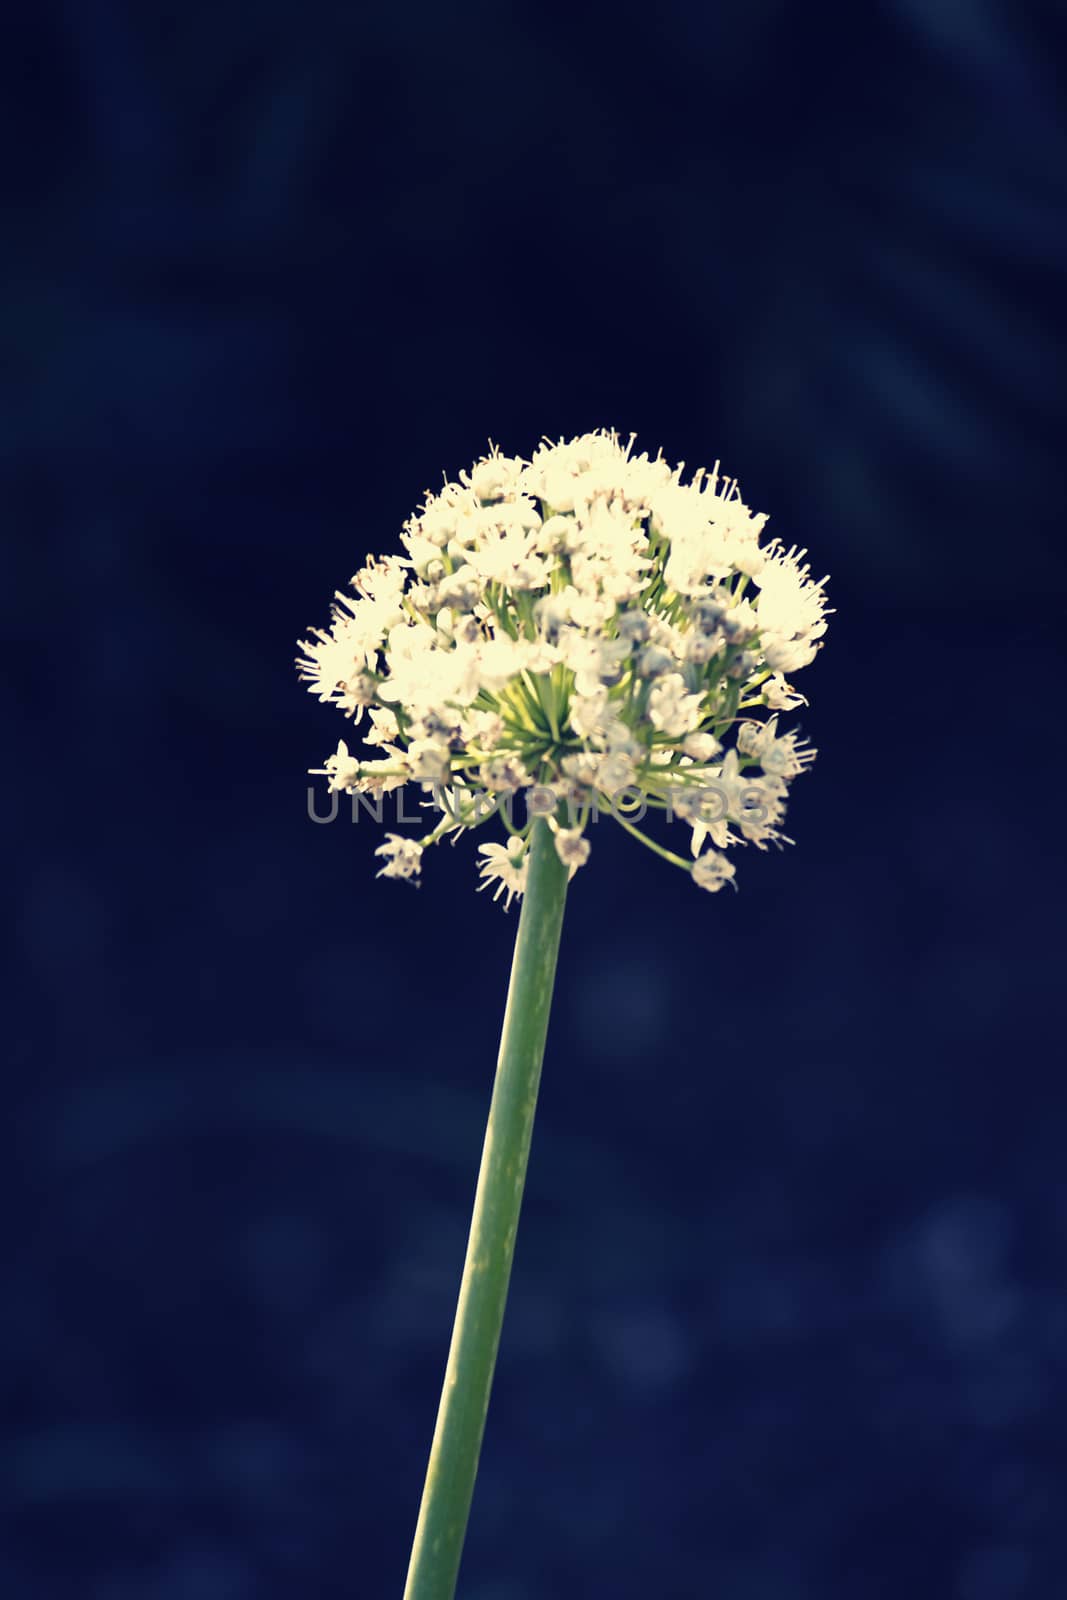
[
  {"left": 297, "top": 429, "right": 830, "bottom": 1595},
  {"left": 402, "top": 814, "right": 567, "bottom": 1600}
]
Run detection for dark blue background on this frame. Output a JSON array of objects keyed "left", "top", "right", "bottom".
[{"left": 6, "top": 4, "right": 1067, "bottom": 1597}]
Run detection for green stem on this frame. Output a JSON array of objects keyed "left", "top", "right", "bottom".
[
  {"left": 613, "top": 810, "right": 694, "bottom": 871},
  {"left": 403, "top": 817, "right": 569, "bottom": 1600}
]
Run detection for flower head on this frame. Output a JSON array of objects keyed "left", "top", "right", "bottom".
[
  {"left": 692, "top": 848, "right": 737, "bottom": 894},
  {"left": 374, "top": 833, "right": 424, "bottom": 882},
  {"left": 298, "top": 430, "right": 830, "bottom": 905},
  {"left": 550, "top": 822, "right": 592, "bottom": 880},
  {"left": 477, "top": 837, "right": 528, "bottom": 911}
]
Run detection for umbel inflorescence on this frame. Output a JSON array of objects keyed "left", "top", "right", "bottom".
[{"left": 297, "top": 430, "right": 830, "bottom": 904}]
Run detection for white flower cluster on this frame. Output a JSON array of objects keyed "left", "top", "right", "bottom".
[{"left": 298, "top": 430, "right": 829, "bottom": 903}]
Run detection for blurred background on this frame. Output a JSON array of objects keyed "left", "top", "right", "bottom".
[{"left": 5, "top": 3, "right": 1067, "bottom": 1597}]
